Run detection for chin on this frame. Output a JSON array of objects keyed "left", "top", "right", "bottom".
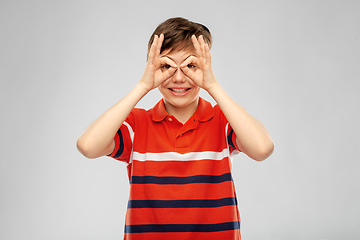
[{"left": 164, "top": 94, "right": 200, "bottom": 109}]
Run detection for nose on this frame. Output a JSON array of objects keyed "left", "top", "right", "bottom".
[{"left": 172, "top": 67, "right": 186, "bottom": 83}]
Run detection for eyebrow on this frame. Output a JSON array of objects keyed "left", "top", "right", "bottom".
[{"left": 160, "top": 54, "right": 196, "bottom": 62}]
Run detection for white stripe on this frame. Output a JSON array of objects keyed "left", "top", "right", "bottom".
[
  {"left": 123, "top": 122, "right": 134, "bottom": 142},
  {"left": 132, "top": 148, "right": 230, "bottom": 162},
  {"left": 123, "top": 122, "right": 134, "bottom": 164},
  {"left": 225, "top": 123, "right": 230, "bottom": 150}
]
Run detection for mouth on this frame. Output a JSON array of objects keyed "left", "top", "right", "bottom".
[
  {"left": 169, "top": 88, "right": 191, "bottom": 93},
  {"left": 168, "top": 87, "right": 191, "bottom": 96}
]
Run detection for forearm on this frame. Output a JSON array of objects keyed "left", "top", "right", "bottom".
[
  {"left": 77, "top": 82, "right": 148, "bottom": 159},
  {"left": 207, "top": 82, "right": 274, "bottom": 161},
  {"left": 77, "top": 34, "right": 176, "bottom": 159}
]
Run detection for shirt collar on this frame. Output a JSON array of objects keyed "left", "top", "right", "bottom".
[
  {"left": 152, "top": 99, "right": 168, "bottom": 122},
  {"left": 152, "top": 97, "right": 214, "bottom": 122}
]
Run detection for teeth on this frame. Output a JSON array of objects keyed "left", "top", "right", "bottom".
[{"left": 171, "top": 88, "right": 187, "bottom": 93}]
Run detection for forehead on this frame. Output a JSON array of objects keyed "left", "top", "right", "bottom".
[{"left": 160, "top": 47, "right": 196, "bottom": 61}]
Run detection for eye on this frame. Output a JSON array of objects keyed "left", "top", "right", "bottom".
[
  {"left": 187, "top": 64, "right": 196, "bottom": 69},
  {"left": 161, "top": 64, "right": 171, "bottom": 69}
]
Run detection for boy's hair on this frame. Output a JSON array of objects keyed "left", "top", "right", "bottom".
[{"left": 147, "top": 17, "right": 212, "bottom": 56}]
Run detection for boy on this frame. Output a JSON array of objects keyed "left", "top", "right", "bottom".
[{"left": 77, "top": 17, "right": 274, "bottom": 240}]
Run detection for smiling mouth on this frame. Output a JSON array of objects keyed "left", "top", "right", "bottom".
[{"left": 170, "top": 88, "right": 190, "bottom": 93}]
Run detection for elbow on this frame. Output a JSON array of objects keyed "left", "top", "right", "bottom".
[
  {"left": 251, "top": 141, "right": 274, "bottom": 162},
  {"left": 76, "top": 137, "right": 98, "bottom": 159}
]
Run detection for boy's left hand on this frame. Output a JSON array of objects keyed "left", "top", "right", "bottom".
[{"left": 180, "top": 35, "right": 218, "bottom": 91}]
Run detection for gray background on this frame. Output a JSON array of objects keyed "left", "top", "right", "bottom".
[{"left": 1, "top": 0, "right": 359, "bottom": 239}]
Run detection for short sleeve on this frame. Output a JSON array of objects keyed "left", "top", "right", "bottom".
[
  {"left": 216, "top": 104, "right": 241, "bottom": 156},
  {"left": 107, "top": 111, "right": 135, "bottom": 163},
  {"left": 227, "top": 125, "right": 241, "bottom": 155}
]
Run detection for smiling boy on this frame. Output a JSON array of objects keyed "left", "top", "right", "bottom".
[{"left": 77, "top": 17, "right": 274, "bottom": 240}]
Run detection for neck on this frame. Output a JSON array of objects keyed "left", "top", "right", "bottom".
[{"left": 163, "top": 98, "right": 199, "bottom": 124}]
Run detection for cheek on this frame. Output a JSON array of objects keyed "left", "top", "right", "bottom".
[
  {"left": 186, "top": 76, "right": 197, "bottom": 86},
  {"left": 161, "top": 78, "right": 172, "bottom": 88},
  {"left": 157, "top": 85, "right": 166, "bottom": 95},
  {"left": 193, "top": 86, "right": 201, "bottom": 95},
  {"left": 157, "top": 86, "right": 166, "bottom": 97}
]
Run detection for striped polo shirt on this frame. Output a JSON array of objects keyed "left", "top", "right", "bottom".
[{"left": 109, "top": 97, "right": 242, "bottom": 240}]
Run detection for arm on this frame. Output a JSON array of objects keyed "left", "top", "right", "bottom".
[
  {"left": 77, "top": 34, "right": 177, "bottom": 159},
  {"left": 207, "top": 83, "right": 274, "bottom": 161},
  {"left": 181, "top": 35, "right": 274, "bottom": 161},
  {"left": 76, "top": 83, "right": 147, "bottom": 159}
]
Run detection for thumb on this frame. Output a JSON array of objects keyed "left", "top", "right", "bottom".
[
  {"left": 180, "top": 56, "right": 198, "bottom": 78},
  {"left": 159, "top": 56, "right": 177, "bottom": 69}
]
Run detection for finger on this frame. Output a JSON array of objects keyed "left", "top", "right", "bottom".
[
  {"left": 180, "top": 55, "right": 198, "bottom": 68},
  {"left": 186, "top": 76, "right": 197, "bottom": 87},
  {"left": 155, "top": 34, "right": 164, "bottom": 58},
  {"left": 148, "top": 35, "right": 158, "bottom": 63},
  {"left": 180, "top": 56, "right": 197, "bottom": 78},
  {"left": 162, "top": 67, "right": 177, "bottom": 80},
  {"left": 159, "top": 77, "right": 173, "bottom": 88},
  {"left": 198, "top": 35, "right": 206, "bottom": 53},
  {"left": 159, "top": 56, "right": 177, "bottom": 68},
  {"left": 180, "top": 57, "right": 198, "bottom": 79},
  {"left": 195, "top": 35, "right": 206, "bottom": 58},
  {"left": 191, "top": 35, "right": 202, "bottom": 57},
  {"left": 159, "top": 56, "right": 177, "bottom": 80},
  {"left": 180, "top": 67, "right": 192, "bottom": 80},
  {"left": 204, "top": 43, "right": 211, "bottom": 63}
]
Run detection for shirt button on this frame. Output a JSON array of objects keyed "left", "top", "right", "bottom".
[{"left": 168, "top": 117, "right": 172, "bottom": 122}]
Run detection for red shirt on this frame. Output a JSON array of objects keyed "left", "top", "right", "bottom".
[{"left": 109, "top": 97, "right": 242, "bottom": 240}]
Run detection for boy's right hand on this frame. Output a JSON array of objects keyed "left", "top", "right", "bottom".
[
  {"left": 78, "top": 35, "right": 176, "bottom": 159},
  {"left": 140, "top": 34, "right": 177, "bottom": 92}
]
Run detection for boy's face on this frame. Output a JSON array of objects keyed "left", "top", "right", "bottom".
[{"left": 158, "top": 47, "right": 201, "bottom": 113}]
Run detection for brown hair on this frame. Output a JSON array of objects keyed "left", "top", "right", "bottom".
[{"left": 147, "top": 17, "right": 212, "bottom": 56}]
